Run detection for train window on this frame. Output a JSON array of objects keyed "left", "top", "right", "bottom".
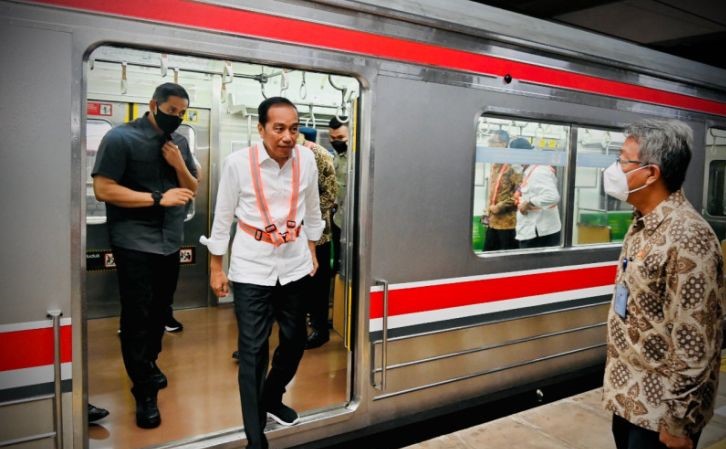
[
  {"left": 473, "top": 117, "right": 568, "bottom": 253},
  {"left": 572, "top": 127, "right": 629, "bottom": 245},
  {"left": 86, "top": 119, "right": 112, "bottom": 224},
  {"left": 706, "top": 128, "right": 726, "bottom": 218},
  {"left": 175, "top": 124, "right": 198, "bottom": 222}
]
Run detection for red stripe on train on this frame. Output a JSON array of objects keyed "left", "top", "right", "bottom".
[
  {"left": 28, "top": 0, "right": 726, "bottom": 116},
  {"left": 370, "top": 265, "right": 616, "bottom": 319},
  {"left": 0, "top": 325, "right": 72, "bottom": 371}
]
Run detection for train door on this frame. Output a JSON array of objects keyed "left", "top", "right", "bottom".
[
  {"left": 704, "top": 127, "right": 726, "bottom": 256},
  {"left": 85, "top": 102, "right": 210, "bottom": 318},
  {"left": 84, "top": 46, "right": 359, "bottom": 449}
]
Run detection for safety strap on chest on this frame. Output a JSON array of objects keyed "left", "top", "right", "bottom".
[{"left": 238, "top": 144, "right": 301, "bottom": 247}]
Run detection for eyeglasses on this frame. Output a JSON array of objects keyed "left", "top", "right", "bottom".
[{"left": 616, "top": 157, "right": 646, "bottom": 167}]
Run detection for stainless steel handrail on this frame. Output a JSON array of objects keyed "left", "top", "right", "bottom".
[
  {"left": 47, "top": 309, "right": 64, "bottom": 449},
  {"left": 372, "top": 279, "right": 389, "bottom": 391}
]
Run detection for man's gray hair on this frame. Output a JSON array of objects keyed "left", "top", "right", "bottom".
[{"left": 625, "top": 119, "right": 693, "bottom": 192}]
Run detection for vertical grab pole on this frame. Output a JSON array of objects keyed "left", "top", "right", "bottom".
[
  {"left": 374, "top": 279, "right": 389, "bottom": 391},
  {"left": 47, "top": 309, "right": 63, "bottom": 449}
]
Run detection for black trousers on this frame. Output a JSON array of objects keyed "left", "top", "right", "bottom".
[
  {"left": 483, "top": 227, "right": 517, "bottom": 251},
  {"left": 232, "top": 277, "right": 310, "bottom": 449},
  {"left": 518, "top": 231, "right": 560, "bottom": 249},
  {"left": 307, "top": 242, "right": 331, "bottom": 337},
  {"left": 612, "top": 414, "right": 702, "bottom": 449},
  {"left": 112, "top": 247, "right": 180, "bottom": 394}
]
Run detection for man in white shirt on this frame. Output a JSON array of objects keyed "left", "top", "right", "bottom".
[
  {"left": 511, "top": 137, "right": 562, "bottom": 248},
  {"left": 201, "top": 97, "right": 324, "bottom": 449}
]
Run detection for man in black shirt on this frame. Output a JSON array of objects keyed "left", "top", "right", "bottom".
[{"left": 92, "top": 82, "right": 198, "bottom": 428}]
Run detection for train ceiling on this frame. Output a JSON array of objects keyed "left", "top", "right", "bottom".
[{"left": 471, "top": 0, "right": 726, "bottom": 69}]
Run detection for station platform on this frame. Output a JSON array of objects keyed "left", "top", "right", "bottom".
[{"left": 403, "top": 358, "right": 726, "bottom": 449}]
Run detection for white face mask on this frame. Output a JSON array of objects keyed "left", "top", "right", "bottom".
[{"left": 602, "top": 162, "right": 652, "bottom": 201}]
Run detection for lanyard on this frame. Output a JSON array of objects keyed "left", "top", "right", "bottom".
[
  {"left": 248, "top": 143, "right": 301, "bottom": 246},
  {"left": 489, "top": 163, "right": 509, "bottom": 206}
]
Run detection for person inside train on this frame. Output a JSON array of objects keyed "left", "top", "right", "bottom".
[
  {"left": 201, "top": 97, "right": 324, "bottom": 449},
  {"left": 482, "top": 130, "right": 521, "bottom": 251},
  {"left": 328, "top": 116, "right": 349, "bottom": 275},
  {"left": 298, "top": 127, "right": 337, "bottom": 350},
  {"left": 92, "top": 82, "right": 198, "bottom": 429},
  {"left": 602, "top": 119, "right": 724, "bottom": 449},
  {"left": 511, "top": 137, "right": 561, "bottom": 248}
]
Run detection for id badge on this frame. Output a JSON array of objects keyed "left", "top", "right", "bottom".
[{"left": 614, "top": 282, "right": 629, "bottom": 319}]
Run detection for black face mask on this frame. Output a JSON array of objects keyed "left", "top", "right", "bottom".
[
  {"left": 153, "top": 107, "right": 183, "bottom": 138},
  {"left": 331, "top": 140, "right": 348, "bottom": 154}
]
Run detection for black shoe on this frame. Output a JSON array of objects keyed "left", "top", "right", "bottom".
[
  {"left": 88, "top": 403, "right": 109, "bottom": 423},
  {"left": 165, "top": 316, "right": 183, "bottom": 333},
  {"left": 232, "top": 350, "right": 239, "bottom": 361},
  {"left": 266, "top": 403, "right": 299, "bottom": 426},
  {"left": 151, "top": 362, "right": 167, "bottom": 389},
  {"left": 305, "top": 331, "right": 330, "bottom": 350},
  {"left": 134, "top": 394, "right": 161, "bottom": 429}
]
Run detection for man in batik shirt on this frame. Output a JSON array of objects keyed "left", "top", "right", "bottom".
[{"left": 602, "top": 119, "right": 724, "bottom": 449}]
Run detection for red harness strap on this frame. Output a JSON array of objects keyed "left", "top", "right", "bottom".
[{"left": 239, "top": 144, "right": 302, "bottom": 247}]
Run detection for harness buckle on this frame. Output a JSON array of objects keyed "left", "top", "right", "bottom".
[
  {"left": 264, "top": 224, "right": 277, "bottom": 233},
  {"left": 286, "top": 220, "right": 296, "bottom": 229},
  {"left": 280, "top": 232, "right": 289, "bottom": 243},
  {"left": 254, "top": 229, "right": 263, "bottom": 241}
]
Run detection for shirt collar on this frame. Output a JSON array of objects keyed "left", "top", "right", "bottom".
[
  {"left": 140, "top": 112, "right": 163, "bottom": 139},
  {"left": 633, "top": 189, "right": 686, "bottom": 232}
]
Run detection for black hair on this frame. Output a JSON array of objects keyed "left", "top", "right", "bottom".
[
  {"left": 328, "top": 116, "right": 348, "bottom": 130},
  {"left": 489, "top": 130, "right": 510, "bottom": 145},
  {"left": 509, "top": 137, "right": 533, "bottom": 149},
  {"left": 152, "top": 82, "right": 189, "bottom": 104},
  {"left": 258, "top": 97, "right": 297, "bottom": 126}
]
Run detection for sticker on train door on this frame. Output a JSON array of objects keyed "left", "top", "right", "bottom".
[{"left": 88, "top": 101, "right": 113, "bottom": 116}]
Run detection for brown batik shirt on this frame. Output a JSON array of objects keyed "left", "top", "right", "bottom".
[
  {"left": 487, "top": 163, "right": 521, "bottom": 230},
  {"left": 303, "top": 141, "right": 337, "bottom": 245},
  {"left": 603, "top": 190, "right": 724, "bottom": 437}
]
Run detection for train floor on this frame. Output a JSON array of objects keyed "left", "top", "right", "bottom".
[
  {"left": 401, "top": 355, "right": 726, "bottom": 449},
  {"left": 87, "top": 305, "right": 348, "bottom": 449}
]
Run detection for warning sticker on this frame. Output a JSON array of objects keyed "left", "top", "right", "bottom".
[
  {"left": 88, "top": 101, "right": 113, "bottom": 116},
  {"left": 86, "top": 246, "right": 196, "bottom": 271}
]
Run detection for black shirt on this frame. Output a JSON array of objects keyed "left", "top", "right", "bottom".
[{"left": 92, "top": 113, "right": 198, "bottom": 255}]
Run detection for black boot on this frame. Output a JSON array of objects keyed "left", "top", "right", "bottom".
[
  {"left": 132, "top": 384, "right": 161, "bottom": 429},
  {"left": 150, "top": 361, "right": 168, "bottom": 389}
]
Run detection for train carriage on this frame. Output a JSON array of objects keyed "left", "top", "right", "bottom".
[{"left": 1, "top": 0, "right": 725, "bottom": 448}]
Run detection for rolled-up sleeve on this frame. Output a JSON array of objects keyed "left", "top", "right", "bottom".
[
  {"left": 303, "top": 161, "right": 324, "bottom": 242},
  {"left": 200, "top": 156, "right": 239, "bottom": 255}
]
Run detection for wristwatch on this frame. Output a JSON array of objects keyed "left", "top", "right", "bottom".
[{"left": 151, "top": 190, "right": 163, "bottom": 206}]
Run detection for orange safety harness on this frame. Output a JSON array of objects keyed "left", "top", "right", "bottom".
[
  {"left": 489, "top": 163, "right": 509, "bottom": 207},
  {"left": 238, "top": 143, "right": 302, "bottom": 247},
  {"left": 518, "top": 164, "right": 558, "bottom": 211}
]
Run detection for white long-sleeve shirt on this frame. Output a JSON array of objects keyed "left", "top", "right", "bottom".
[
  {"left": 515, "top": 165, "right": 561, "bottom": 241},
  {"left": 201, "top": 143, "right": 324, "bottom": 286}
]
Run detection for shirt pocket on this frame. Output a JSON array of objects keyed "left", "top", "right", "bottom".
[{"left": 127, "top": 153, "right": 160, "bottom": 186}]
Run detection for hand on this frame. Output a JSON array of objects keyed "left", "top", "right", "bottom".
[
  {"left": 160, "top": 188, "right": 195, "bottom": 207},
  {"left": 518, "top": 201, "right": 531, "bottom": 215},
  {"left": 308, "top": 241, "right": 318, "bottom": 277},
  {"left": 210, "top": 270, "right": 229, "bottom": 298},
  {"left": 659, "top": 429, "right": 693, "bottom": 449},
  {"left": 489, "top": 204, "right": 501, "bottom": 215},
  {"left": 162, "top": 141, "right": 186, "bottom": 171}
]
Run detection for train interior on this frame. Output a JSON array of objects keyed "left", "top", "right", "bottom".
[
  {"left": 473, "top": 118, "right": 726, "bottom": 254},
  {"left": 84, "top": 46, "right": 359, "bottom": 449}
]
